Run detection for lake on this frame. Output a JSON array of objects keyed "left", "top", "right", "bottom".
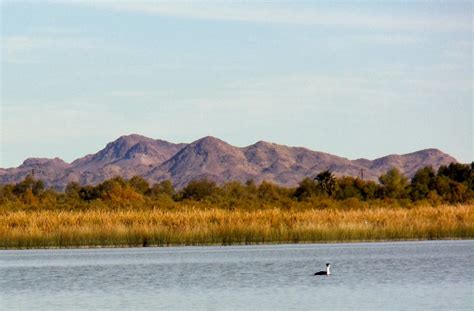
[{"left": 1, "top": 240, "right": 472, "bottom": 310}]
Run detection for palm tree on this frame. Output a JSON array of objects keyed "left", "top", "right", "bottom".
[{"left": 314, "top": 170, "right": 336, "bottom": 196}]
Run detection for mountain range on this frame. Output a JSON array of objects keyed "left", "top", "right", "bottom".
[{"left": 0, "top": 134, "right": 458, "bottom": 189}]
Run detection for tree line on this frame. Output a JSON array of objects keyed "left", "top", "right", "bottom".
[{"left": 0, "top": 162, "right": 472, "bottom": 208}]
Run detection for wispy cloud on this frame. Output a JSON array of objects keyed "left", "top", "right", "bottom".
[
  {"left": 2, "top": 36, "right": 39, "bottom": 64},
  {"left": 2, "top": 102, "right": 92, "bottom": 143},
  {"left": 72, "top": 2, "right": 472, "bottom": 32},
  {"left": 2, "top": 35, "right": 97, "bottom": 63},
  {"left": 351, "top": 34, "right": 422, "bottom": 45}
]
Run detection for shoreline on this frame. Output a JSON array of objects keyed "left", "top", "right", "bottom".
[{"left": 1, "top": 237, "right": 473, "bottom": 251}]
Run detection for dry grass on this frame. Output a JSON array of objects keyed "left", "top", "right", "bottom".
[{"left": 1, "top": 204, "right": 473, "bottom": 248}]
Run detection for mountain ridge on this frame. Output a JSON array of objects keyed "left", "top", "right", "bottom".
[{"left": 0, "top": 134, "right": 458, "bottom": 189}]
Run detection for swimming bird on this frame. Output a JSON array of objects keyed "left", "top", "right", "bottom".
[{"left": 314, "top": 263, "right": 331, "bottom": 276}]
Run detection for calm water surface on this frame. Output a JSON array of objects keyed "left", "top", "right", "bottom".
[{"left": 1, "top": 240, "right": 473, "bottom": 310}]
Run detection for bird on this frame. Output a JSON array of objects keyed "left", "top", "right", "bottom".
[{"left": 314, "top": 263, "right": 331, "bottom": 276}]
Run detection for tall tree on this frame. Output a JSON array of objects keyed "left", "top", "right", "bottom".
[
  {"left": 294, "top": 177, "right": 319, "bottom": 201},
  {"left": 379, "top": 168, "right": 409, "bottom": 199},
  {"left": 314, "top": 170, "right": 336, "bottom": 197},
  {"left": 181, "top": 179, "right": 218, "bottom": 201},
  {"left": 149, "top": 180, "right": 175, "bottom": 197},
  {"left": 410, "top": 166, "right": 436, "bottom": 201},
  {"left": 129, "top": 176, "right": 150, "bottom": 194}
]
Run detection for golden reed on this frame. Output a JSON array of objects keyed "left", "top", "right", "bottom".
[{"left": 1, "top": 204, "right": 472, "bottom": 248}]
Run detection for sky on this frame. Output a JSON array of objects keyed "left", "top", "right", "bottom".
[{"left": 1, "top": 1, "right": 472, "bottom": 168}]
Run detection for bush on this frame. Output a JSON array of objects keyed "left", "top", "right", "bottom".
[{"left": 180, "top": 179, "right": 218, "bottom": 201}]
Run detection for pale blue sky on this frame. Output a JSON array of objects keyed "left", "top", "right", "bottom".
[{"left": 1, "top": 1, "right": 472, "bottom": 168}]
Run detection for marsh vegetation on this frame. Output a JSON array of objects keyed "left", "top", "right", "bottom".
[{"left": 1, "top": 163, "right": 472, "bottom": 248}]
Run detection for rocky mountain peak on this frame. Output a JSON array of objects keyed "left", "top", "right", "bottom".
[
  {"left": 20, "top": 157, "right": 69, "bottom": 168},
  {"left": 0, "top": 135, "right": 459, "bottom": 189}
]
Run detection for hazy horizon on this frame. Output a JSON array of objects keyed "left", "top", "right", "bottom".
[{"left": 1, "top": 1, "right": 472, "bottom": 167}]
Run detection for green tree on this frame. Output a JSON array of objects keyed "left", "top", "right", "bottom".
[
  {"left": 129, "top": 176, "right": 149, "bottom": 194},
  {"left": 314, "top": 170, "right": 336, "bottom": 197},
  {"left": 335, "top": 177, "right": 379, "bottom": 201},
  {"left": 438, "top": 163, "right": 472, "bottom": 183},
  {"left": 149, "top": 180, "right": 175, "bottom": 198},
  {"left": 221, "top": 181, "right": 247, "bottom": 199},
  {"left": 32, "top": 180, "right": 45, "bottom": 196},
  {"left": 244, "top": 179, "right": 258, "bottom": 197},
  {"left": 433, "top": 175, "right": 470, "bottom": 203},
  {"left": 445, "top": 181, "right": 469, "bottom": 203},
  {"left": 219, "top": 181, "right": 252, "bottom": 209},
  {"left": 12, "top": 175, "right": 44, "bottom": 200},
  {"left": 0, "top": 184, "right": 16, "bottom": 203},
  {"left": 13, "top": 175, "right": 33, "bottom": 196},
  {"left": 438, "top": 162, "right": 474, "bottom": 191},
  {"left": 410, "top": 166, "right": 436, "bottom": 201},
  {"left": 98, "top": 177, "right": 127, "bottom": 195},
  {"left": 294, "top": 177, "right": 319, "bottom": 201},
  {"left": 257, "top": 181, "right": 280, "bottom": 202},
  {"left": 336, "top": 176, "right": 363, "bottom": 200},
  {"left": 79, "top": 186, "right": 101, "bottom": 202},
  {"left": 65, "top": 182, "right": 81, "bottom": 200},
  {"left": 379, "top": 168, "right": 409, "bottom": 199},
  {"left": 359, "top": 180, "right": 379, "bottom": 200},
  {"left": 181, "top": 179, "right": 218, "bottom": 201}
]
